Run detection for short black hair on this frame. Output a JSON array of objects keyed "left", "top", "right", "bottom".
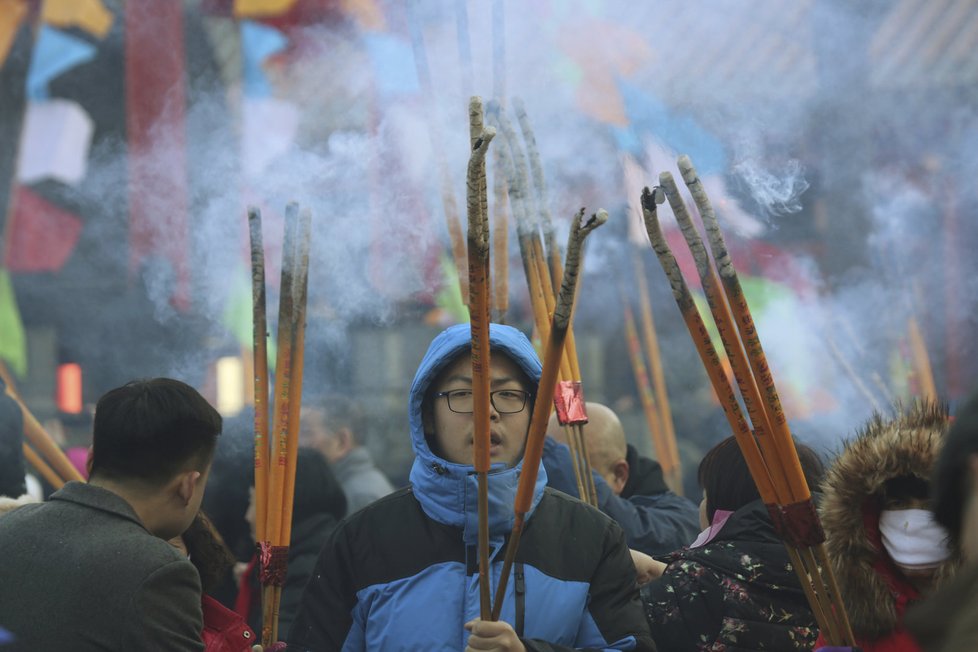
[
  {"left": 90, "top": 378, "right": 222, "bottom": 485},
  {"left": 699, "top": 435, "right": 824, "bottom": 522},
  {"left": 292, "top": 447, "right": 346, "bottom": 523},
  {"left": 0, "top": 384, "right": 26, "bottom": 498},
  {"left": 933, "top": 392, "right": 978, "bottom": 546}
]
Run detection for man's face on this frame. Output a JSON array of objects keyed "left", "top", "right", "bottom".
[
  {"left": 300, "top": 408, "right": 345, "bottom": 463},
  {"left": 547, "top": 406, "right": 626, "bottom": 494},
  {"left": 426, "top": 353, "right": 533, "bottom": 467}
]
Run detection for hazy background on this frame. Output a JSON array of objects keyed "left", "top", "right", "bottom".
[{"left": 2, "top": 0, "right": 976, "bottom": 492}]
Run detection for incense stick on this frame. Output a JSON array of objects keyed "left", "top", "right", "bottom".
[
  {"left": 467, "top": 96, "right": 496, "bottom": 621},
  {"left": 261, "top": 202, "right": 300, "bottom": 646},
  {"left": 494, "top": 107, "right": 595, "bottom": 502},
  {"left": 23, "top": 443, "right": 65, "bottom": 488},
  {"left": 677, "top": 158, "right": 810, "bottom": 503},
  {"left": 0, "top": 362, "right": 83, "bottom": 484},
  {"left": 486, "top": 102, "right": 510, "bottom": 322},
  {"left": 272, "top": 206, "right": 312, "bottom": 643},
  {"left": 620, "top": 294, "right": 668, "bottom": 479},
  {"left": 631, "top": 250, "right": 682, "bottom": 492},
  {"left": 491, "top": 209, "right": 607, "bottom": 620},
  {"left": 513, "top": 98, "right": 560, "bottom": 295},
  {"left": 248, "top": 207, "right": 270, "bottom": 549},
  {"left": 650, "top": 155, "right": 857, "bottom": 646}
]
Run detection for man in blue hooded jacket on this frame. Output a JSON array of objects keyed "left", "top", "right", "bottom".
[{"left": 287, "top": 323, "right": 655, "bottom": 651}]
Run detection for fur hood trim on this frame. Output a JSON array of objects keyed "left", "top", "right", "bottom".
[
  {"left": 819, "top": 400, "right": 953, "bottom": 640},
  {"left": 0, "top": 494, "right": 40, "bottom": 516}
]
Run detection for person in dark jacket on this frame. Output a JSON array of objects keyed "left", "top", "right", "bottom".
[
  {"left": 544, "top": 402, "right": 700, "bottom": 556},
  {"left": 643, "top": 435, "right": 823, "bottom": 652},
  {"left": 0, "top": 376, "right": 25, "bottom": 499},
  {"left": 238, "top": 447, "right": 347, "bottom": 639},
  {"left": 0, "top": 377, "right": 221, "bottom": 652},
  {"left": 817, "top": 401, "right": 954, "bottom": 652},
  {"left": 300, "top": 396, "right": 395, "bottom": 514},
  {"left": 905, "top": 391, "right": 978, "bottom": 652},
  {"left": 287, "top": 323, "right": 655, "bottom": 651}
]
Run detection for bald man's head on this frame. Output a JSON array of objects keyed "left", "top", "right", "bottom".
[{"left": 548, "top": 402, "right": 630, "bottom": 494}]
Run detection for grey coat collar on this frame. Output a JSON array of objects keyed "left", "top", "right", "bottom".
[{"left": 50, "top": 481, "right": 148, "bottom": 531}]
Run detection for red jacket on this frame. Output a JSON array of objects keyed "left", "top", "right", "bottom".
[
  {"left": 815, "top": 508, "right": 924, "bottom": 652},
  {"left": 202, "top": 594, "right": 256, "bottom": 652}
]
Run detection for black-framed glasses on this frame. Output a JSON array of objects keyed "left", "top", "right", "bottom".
[{"left": 434, "top": 389, "right": 533, "bottom": 414}]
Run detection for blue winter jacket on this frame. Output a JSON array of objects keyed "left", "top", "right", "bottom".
[
  {"left": 287, "top": 324, "right": 655, "bottom": 651},
  {"left": 543, "top": 439, "right": 701, "bottom": 556}
]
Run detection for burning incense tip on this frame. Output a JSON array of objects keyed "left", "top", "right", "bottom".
[
  {"left": 641, "top": 187, "right": 663, "bottom": 212},
  {"left": 677, "top": 154, "right": 697, "bottom": 184},
  {"left": 472, "top": 127, "right": 497, "bottom": 152},
  {"left": 583, "top": 208, "right": 608, "bottom": 230}
]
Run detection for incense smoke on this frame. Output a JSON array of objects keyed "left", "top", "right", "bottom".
[
  {"left": 731, "top": 156, "right": 810, "bottom": 218},
  {"left": 12, "top": 0, "right": 978, "bottom": 484}
]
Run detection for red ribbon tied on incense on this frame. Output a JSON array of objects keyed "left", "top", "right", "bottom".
[
  {"left": 553, "top": 380, "right": 588, "bottom": 426},
  {"left": 258, "top": 541, "right": 290, "bottom": 587}
]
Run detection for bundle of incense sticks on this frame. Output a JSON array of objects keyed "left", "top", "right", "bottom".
[
  {"left": 249, "top": 203, "right": 312, "bottom": 646},
  {"left": 618, "top": 286, "right": 670, "bottom": 491},
  {"left": 466, "top": 96, "right": 496, "bottom": 620},
  {"left": 622, "top": 249, "right": 682, "bottom": 494},
  {"left": 491, "top": 208, "right": 607, "bottom": 620},
  {"left": 489, "top": 99, "right": 597, "bottom": 505},
  {"left": 642, "top": 155, "right": 855, "bottom": 646},
  {"left": 0, "top": 361, "right": 84, "bottom": 488}
]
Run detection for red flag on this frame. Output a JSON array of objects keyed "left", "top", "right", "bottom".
[
  {"left": 4, "top": 185, "right": 81, "bottom": 273},
  {"left": 124, "top": 0, "right": 190, "bottom": 310}
]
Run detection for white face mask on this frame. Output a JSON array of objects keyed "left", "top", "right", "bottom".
[{"left": 878, "top": 508, "right": 951, "bottom": 570}]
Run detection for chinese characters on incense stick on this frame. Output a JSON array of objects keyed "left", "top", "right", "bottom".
[
  {"left": 642, "top": 155, "right": 855, "bottom": 647},
  {"left": 249, "top": 202, "right": 311, "bottom": 646}
]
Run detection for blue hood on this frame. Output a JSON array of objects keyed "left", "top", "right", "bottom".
[{"left": 408, "top": 323, "right": 548, "bottom": 545}]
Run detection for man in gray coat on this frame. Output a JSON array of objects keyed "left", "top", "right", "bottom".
[
  {"left": 300, "top": 396, "right": 394, "bottom": 513},
  {"left": 0, "top": 377, "right": 222, "bottom": 651}
]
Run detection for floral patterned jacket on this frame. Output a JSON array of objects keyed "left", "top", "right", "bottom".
[{"left": 644, "top": 498, "right": 818, "bottom": 652}]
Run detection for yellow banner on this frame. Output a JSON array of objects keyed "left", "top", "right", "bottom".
[
  {"left": 43, "top": 0, "right": 113, "bottom": 39},
  {"left": 0, "top": 0, "right": 28, "bottom": 68},
  {"left": 234, "top": 0, "right": 298, "bottom": 18}
]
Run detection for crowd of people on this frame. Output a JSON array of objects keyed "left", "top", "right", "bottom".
[{"left": 0, "top": 322, "right": 977, "bottom": 652}]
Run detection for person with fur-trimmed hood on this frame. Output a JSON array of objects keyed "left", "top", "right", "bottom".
[
  {"left": 905, "top": 391, "right": 978, "bottom": 651},
  {"left": 816, "top": 401, "right": 956, "bottom": 652},
  {"left": 287, "top": 323, "right": 655, "bottom": 651}
]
